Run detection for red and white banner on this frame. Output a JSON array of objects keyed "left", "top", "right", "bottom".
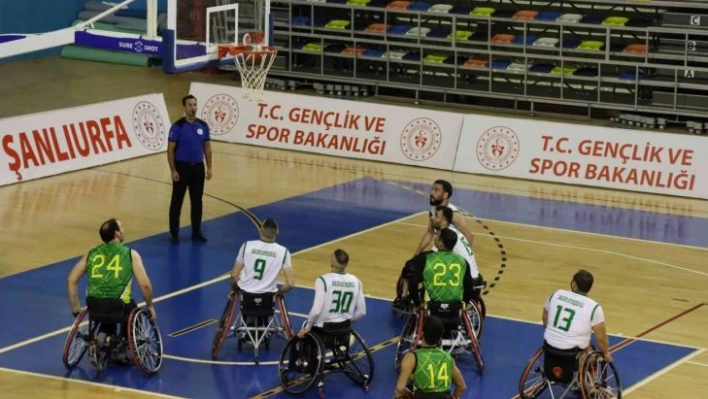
[
  {"left": 454, "top": 114, "right": 708, "bottom": 199},
  {"left": 0, "top": 94, "right": 170, "bottom": 186},
  {"left": 189, "top": 82, "right": 463, "bottom": 170}
]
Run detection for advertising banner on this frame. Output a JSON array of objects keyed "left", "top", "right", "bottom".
[
  {"left": 0, "top": 93, "right": 170, "bottom": 186},
  {"left": 189, "top": 82, "right": 463, "bottom": 170}
]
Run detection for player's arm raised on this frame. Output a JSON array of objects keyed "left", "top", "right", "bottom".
[
  {"left": 414, "top": 218, "right": 435, "bottom": 255},
  {"left": 452, "top": 211, "right": 474, "bottom": 247}
]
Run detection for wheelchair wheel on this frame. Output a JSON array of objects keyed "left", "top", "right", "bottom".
[
  {"left": 278, "top": 334, "right": 325, "bottom": 395},
  {"left": 127, "top": 308, "right": 163, "bottom": 375},
  {"left": 62, "top": 308, "right": 92, "bottom": 369},
  {"left": 212, "top": 294, "right": 238, "bottom": 359},
  {"left": 466, "top": 300, "right": 485, "bottom": 339},
  {"left": 338, "top": 331, "right": 375, "bottom": 390},
  {"left": 518, "top": 347, "right": 549, "bottom": 399},
  {"left": 395, "top": 311, "right": 421, "bottom": 371},
  {"left": 477, "top": 296, "right": 486, "bottom": 318},
  {"left": 461, "top": 309, "right": 484, "bottom": 373},
  {"left": 579, "top": 351, "right": 622, "bottom": 399}
]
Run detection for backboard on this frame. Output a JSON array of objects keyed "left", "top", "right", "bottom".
[{"left": 164, "top": 0, "right": 273, "bottom": 73}]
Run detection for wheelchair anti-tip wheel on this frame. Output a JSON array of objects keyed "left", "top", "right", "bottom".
[
  {"left": 127, "top": 308, "right": 163, "bottom": 375},
  {"left": 62, "top": 308, "right": 93, "bottom": 369},
  {"left": 278, "top": 334, "right": 325, "bottom": 395}
]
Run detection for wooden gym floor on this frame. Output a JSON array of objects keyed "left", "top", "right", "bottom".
[{"left": 0, "top": 58, "right": 706, "bottom": 398}]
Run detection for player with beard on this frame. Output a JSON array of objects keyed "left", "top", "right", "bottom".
[
  {"left": 414, "top": 180, "right": 474, "bottom": 256},
  {"left": 394, "top": 180, "right": 475, "bottom": 312}
]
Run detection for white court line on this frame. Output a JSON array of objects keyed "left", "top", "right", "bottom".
[
  {"left": 623, "top": 348, "right": 706, "bottom": 396},
  {"left": 397, "top": 221, "right": 708, "bottom": 278},
  {"left": 477, "top": 217, "right": 708, "bottom": 252},
  {"left": 0, "top": 366, "right": 186, "bottom": 398},
  {"left": 687, "top": 360, "right": 708, "bottom": 368},
  {"left": 0, "top": 212, "right": 423, "bottom": 356},
  {"left": 163, "top": 311, "right": 309, "bottom": 367}
]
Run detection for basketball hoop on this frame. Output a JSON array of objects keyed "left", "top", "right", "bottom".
[{"left": 218, "top": 32, "right": 277, "bottom": 102}]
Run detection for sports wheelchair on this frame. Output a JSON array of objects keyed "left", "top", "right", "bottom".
[
  {"left": 277, "top": 320, "right": 375, "bottom": 398},
  {"left": 62, "top": 300, "right": 163, "bottom": 375},
  {"left": 396, "top": 301, "right": 484, "bottom": 373},
  {"left": 394, "top": 273, "right": 487, "bottom": 339},
  {"left": 518, "top": 342, "right": 622, "bottom": 398},
  {"left": 211, "top": 291, "right": 293, "bottom": 364}
]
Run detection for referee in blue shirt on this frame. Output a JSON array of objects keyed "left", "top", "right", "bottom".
[{"left": 167, "top": 94, "right": 212, "bottom": 244}]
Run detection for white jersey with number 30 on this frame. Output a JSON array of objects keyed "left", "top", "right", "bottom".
[
  {"left": 236, "top": 239, "right": 292, "bottom": 294},
  {"left": 544, "top": 289, "right": 605, "bottom": 350},
  {"left": 306, "top": 272, "right": 366, "bottom": 328}
]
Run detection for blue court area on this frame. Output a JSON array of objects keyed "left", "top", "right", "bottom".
[{"left": 0, "top": 177, "right": 700, "bottom": 398}]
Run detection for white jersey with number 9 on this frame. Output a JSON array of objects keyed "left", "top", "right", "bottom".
[{"left": 236, "top": 239, "right": 292, "bottom": 293}]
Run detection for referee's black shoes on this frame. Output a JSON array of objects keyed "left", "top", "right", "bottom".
[{"left": 192, "top": 232, "right": 208, "bottom": 242}]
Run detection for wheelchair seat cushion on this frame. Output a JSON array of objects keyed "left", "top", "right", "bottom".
[
  {"left": 240, "top": 292, "right": 275, "bottom": 317},
  {"left": 543, "top": 342, "right": 580, "bottom": 384},
  {"left": 86, "top": 297, "right": 129, "bottom": 323}
]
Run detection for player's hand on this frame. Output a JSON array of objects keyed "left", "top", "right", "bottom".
[
  {"left": 275, "top": 290, "right": 285, "bottom": 298},
  {"left": 71, "top": 307, "right": 82, "bottom": 318},
  {"left": 297, "top": 327, "right": 310, "bottom": 338},
  {"left": 172, "top": 171, "right": 180, "bottom": 182},
  {"left": 602, "top": 352, "right": 613, "bottom": 363},
  {"left": 147, "top": 305, "right": 157, "bottom": 321},
  {"left": 228, "top": 290, "right": 237, "bottom": 299},
  {"left": 206, "top": 168, "right": 212, "bottom": 180}
]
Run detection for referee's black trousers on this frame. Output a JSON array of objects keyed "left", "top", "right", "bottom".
[{"left": 169, "top": 161, "right": 205, "bottom": 236}]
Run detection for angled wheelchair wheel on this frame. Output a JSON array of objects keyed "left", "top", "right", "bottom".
[
  {"left": 127, "top": 308, "right": 163, "bottom": 375},
  {"left": 276, "top": 296, "right": 293, "bottom": 340},
  {"left": 461, "top": 310, "right": 484, "bottom": 373},
  {"left": 477, "top": 296, "right": 486, "bottom": 318},
  {"left": 466, "top": 299, "right": 485, "bottom": 339},
  {"left": 339, "top": 330, "right": 375, "bottom": 391},
  {"left": 518, "top": 347, "right": 549, "bottom": 399},
  {"left": 580, "top": 351, "right": 622, "bottom": 399},
  {"left": 278, "top": 334, "right": 325, "bottom": 395},
  {"left": 395, "top": 311, "right": 421, "bottom": 371},
  {"left": 62, "top": 308, "right": 92, "bottom": 369},
  {"left": 212, "top": 294, "right": 238, "bottom": 359}
]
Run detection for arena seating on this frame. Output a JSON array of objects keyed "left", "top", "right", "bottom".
[{"left": 264, "top": 0, "right": 708, "bottom": 129}]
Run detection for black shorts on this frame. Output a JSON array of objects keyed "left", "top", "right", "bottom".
[
  {"left": 86, "top": 297, "right": 137, "bottom": 337},
  {"left": 412, "top": 391, "right": 453, "bottom": 399}
]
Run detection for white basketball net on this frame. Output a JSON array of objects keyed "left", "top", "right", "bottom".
[{"left": 234, "top": 46, "right": 277, "bottom": 102}]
